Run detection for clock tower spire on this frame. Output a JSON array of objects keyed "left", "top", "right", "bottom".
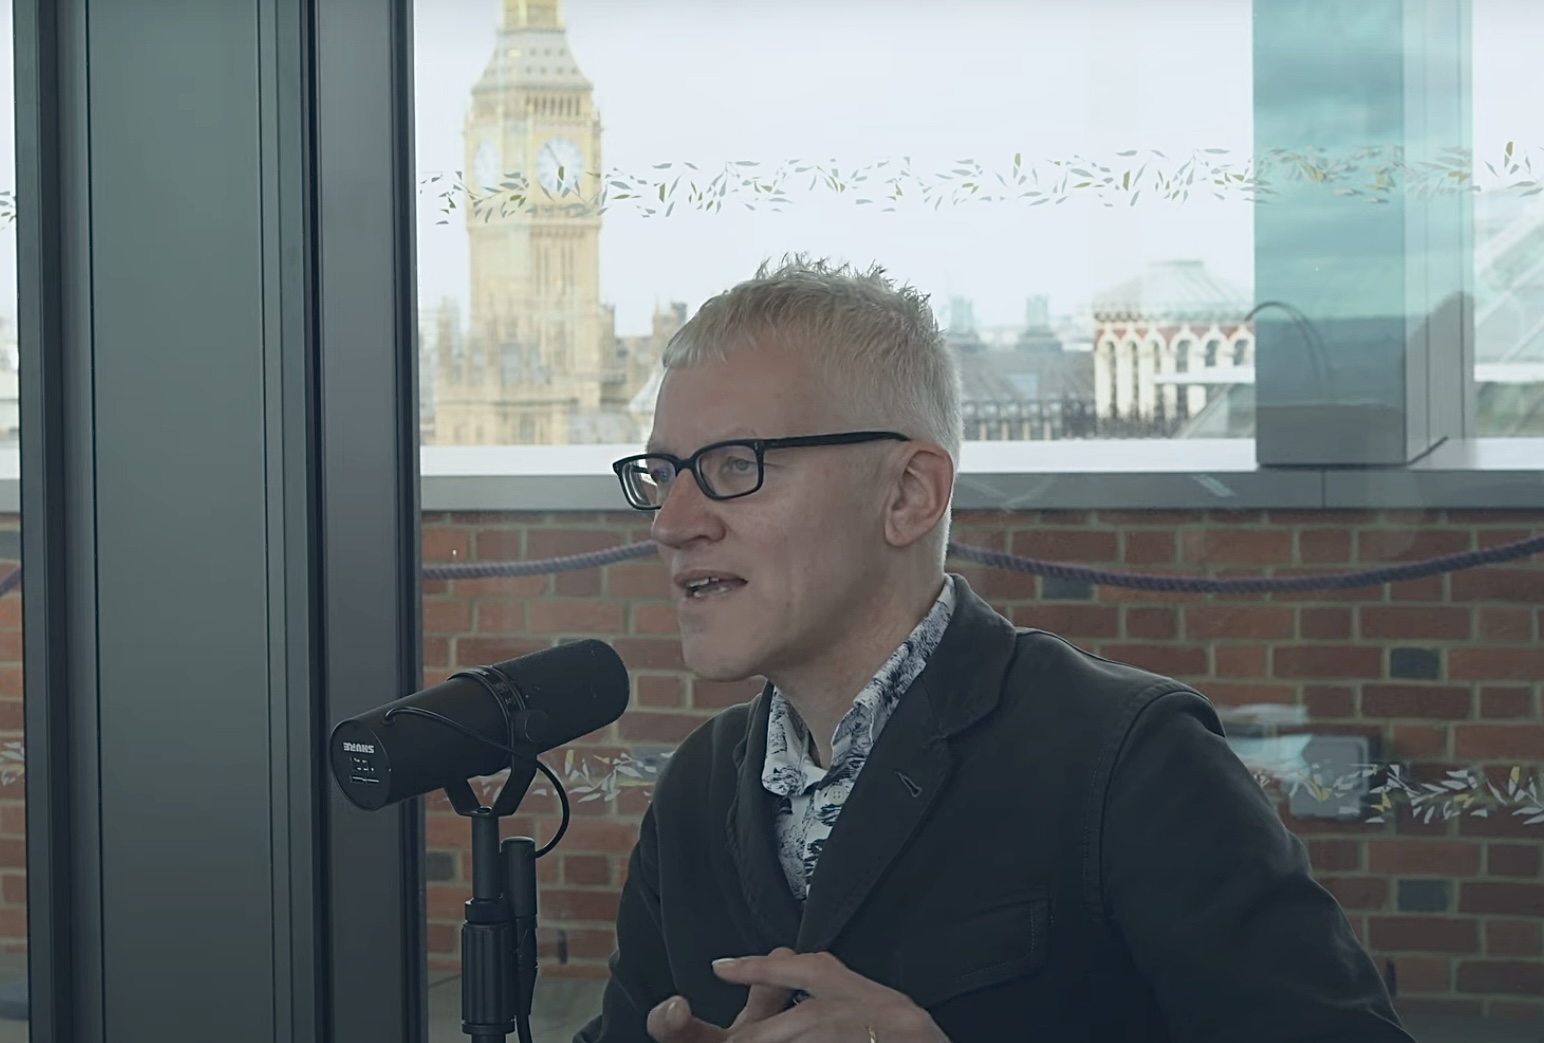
[{"left": 434, "top": 0, "right": 631, "bottom": 445}]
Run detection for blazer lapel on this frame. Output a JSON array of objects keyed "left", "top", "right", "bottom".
[
  {"left": 725, "top": 688, "right": 804, "bottom": 949},
  {"left": 793, "top": 576, "right": 1021, "bottom": 955},
  {"left": 793, "top": 674, "right": 954, "bottom": 954}
]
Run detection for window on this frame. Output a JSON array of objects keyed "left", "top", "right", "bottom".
[{"left": 413, "top": 4, "right": 1544, "bottom": 1041}]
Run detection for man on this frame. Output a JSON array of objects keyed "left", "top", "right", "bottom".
[{"left": 580, "top": 257, "right": 1413, "bottom": 1042}]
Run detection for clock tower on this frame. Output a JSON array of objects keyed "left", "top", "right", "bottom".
[{"left": 435, "top": 0, "right": 626, "bottom": 445}]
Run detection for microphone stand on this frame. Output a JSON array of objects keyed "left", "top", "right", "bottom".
[{"left": 442, "top": 666, "right": 570, "bottom": 1043}]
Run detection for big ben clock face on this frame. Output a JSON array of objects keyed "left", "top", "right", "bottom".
[
  {"left": 473, "top": 140, "right": 501, "bottom": 193},
  {"left": 536, "top": 137, "right": 585, "bottom": 195}
]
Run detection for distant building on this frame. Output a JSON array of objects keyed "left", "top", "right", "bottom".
[
  {"left": 1092, "top": 260, "right": 1255, "bottom": 437},
  {"left": 951, "top": 296, "right": 1097, "bottom": 441},
  {"left": 431, "top": 0, "right": 650, "bottom": 446}
]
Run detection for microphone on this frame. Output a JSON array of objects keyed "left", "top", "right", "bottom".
[{"left": 329, "top": 638, "right": 631, "bottom": 811}]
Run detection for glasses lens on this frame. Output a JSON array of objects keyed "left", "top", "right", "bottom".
[
  {"left": 621, "top": 457, "right": 675, "bottom": 507},
  {"left": 698, "top": 443, "right": 761, "bottom": 498}
]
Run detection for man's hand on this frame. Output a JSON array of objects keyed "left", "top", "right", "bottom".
[
  {"left": 646, "top": 947, "right": 795, "bottom": 1043},
  {"left": 707, "top": 950, "right": 948, "bottom": 1043}
]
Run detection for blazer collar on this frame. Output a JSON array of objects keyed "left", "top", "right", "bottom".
[{"left": 726, "top": 574, "right": 1021, "bottom": 953}]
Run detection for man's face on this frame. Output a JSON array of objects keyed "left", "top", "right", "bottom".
[{"left": 647, "top": 343, "right": 893, "bottom": 686}]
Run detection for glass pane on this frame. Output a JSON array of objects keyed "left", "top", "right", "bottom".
[
  {"left": 413, "top": 3, "right": 1542, "bottom": 1042},
  {"left": 1472, "top": 2, "right": 1544, "bottom": 435},
  {"left": 0, "top": 4, "right": 26, "bottom": 1039}
]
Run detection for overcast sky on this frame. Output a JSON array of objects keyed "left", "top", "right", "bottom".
[{"left": 0, "top": 3, "right": 1538, "bottom": 337}]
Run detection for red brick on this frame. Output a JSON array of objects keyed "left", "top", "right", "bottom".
[
  {"left": 1392, "top": 726, "right": 1449, "bottom": 759},
  {"left": 1213, "top": 645, "right": 1269, "bottom": 678},
  {"left": 1460, "top": 883, "right": 1544, "bottom": 917},
  {"left": 1308, "top": 839, "right": 1363, "bottom": 872},
  {"left": 1487, "top": 921, "right": 1542, "bottom": 957},
  {"left": 1367, "top": 840, "right": 1481, "bottom": 876},
  {"left": 1200, "top": 682, "right": 1298, "bottom": 706},
  {"left": 1097, "top": 511, "right": 1195, "bottom": 526},
  {"left": 1123, "top": 531, "right": 1175, "bottom": 565},
  {"left": 692, "top": 678, "right": 763, "bottom": 710},
  {"left": 1272, "top": 646, "right": 1383, "bottom": 680},
  {"left": 542, "top": 888, "right": 622, "bottom": 923},
  {"left": 422, "top": 598, "right": 471, "bottom": 634},
  {"left": 423, "top": 527, "right": 470, "bottom": 561},
  {"left": 542, "top": 964, "right": 611, "bottom": 980},
  {"left": 956, "top": 566, "right": 1038, "bottom": 601},
  {"left": 0, "top": 631, "right": 20, "bottom": 662},
  {"left": 1394, "top": 998, "right": 1481, "bottom": 1017},
  {"left": 451, "top": 575, "right": 549, "bottom": 599},
  {"left": 0, "top": 839, "right": 25, "bottom": 870},
  {"left": 536, "top": 926, "right": 617, "bottom": 961},
  {"left": 1452, "top": 568, "right": 1544, "bottom": 604},
  {"left": 618, "top": 712, "right": 703, "bottom": 744},
  {"left": 1368, "top": 915, "right": 1478, "bottom": 952},
  {"left": 1450, "top": 648, "right": 1544, "bottom": 682},
  {"left": 607, "top": 564, "right": 671, "bottom": 599},
  {"left": 1097, "top": 644, "right": 1207, "bottom": 679},
  {"left": 1324, "top": 877, "right": 1390, "bottom": 910},
  {"left": 1446, "top": 510, "right": 1536, "bottom": 524},
  {"left": 1304, "top": 684, "right": 1355, "bottom": 718},
  {"left": 1181, "top": 528, "right": 1293, "bottom": 564},
  {"left": 1184, "top": 606, "right": 1293, "bottom": 640},
  {"left": 473, "top": 529, "right": 525, "bottom": 560},
  {"left": 1, "top": 875, "right": 24, "bottom": 904},
  {"left": 563, "top": 854, "right": 613, "bottom": 887},
  {"left": 1011, "top": 529, "right": 1119, "bottom": 563},
  {"left": 0, "top": 599, "right": 20, "bottom": 629},
  {"left": 1456, "top": 960, "right": 1544, "bottom": 996},
  {"left": 1478, "top": 608, "right": 1534, "bottom": 644},
  {"left": 1480, "top": 687, "right": 1535, "bottom": 719},
  {"left": 558, "top": 819, "right": 639, "bottom": 853},
  {"left": 1453, "top": 725, "right": 1544, "bottom": 760},
  {"left": 612, "top": 638, "right": 686, "bottom": 671},
  {"left": 426, "top": 922, "right": 458, "bottom": 954},
  {"left": 0, "top": 667, "right": 21, "bottom": 699},
  {"left": 528, "top": 600, "right": 625, "bottom": 635},
  {"left": 1357, "top": 529, "right": 1471, "bottom": 562},
  {"left": 1360, "top": 606, "right": 1471, "bottom": 641},
  {"left": 1298, "top": 529, "right": 1353, "bottom": 563},
  {"left": 1012, "top": 605, "right": 1119, "bottom": 639},
  {"left": 1387, "top": 575, "right": 1447, "bottom": 602},
  {"left": 1360, "top": 685, "right": 1472, "bottom": 720},
  {"left": 1391, "top": 956, "right": 1452, "bottom": 994},
  {"left": 427, "top": 882, "right": 471, "bottom": 920},
  {"left": 635, "top": 675, "right": 683, "bottom": 708},
  {"left": 556, "top": 569, "right": 603, "bottom": 597},
  {"left": 1125, "top": 607, "right": 1177, "bottom": 640},
  {"left": 525, "top": 530, "right": 624, "bottom": 559},
  {"left": 0, "top": 804, "right": 23, "bottom": 837},
  {"left": 1459, "top": 812, "right": 1544, "bottom": 840},
  {"left": 453, "top": 637, "right": 551, "bottom": 667},
  {"left": 421, "top": 637, "right": 449, "bottom": 670},
  {"left": 1489, "top": 844, "right": 1542, "bottom": 879},
  {"left": 1299, "top": 607, "right": 1353, "bottom": 640},
  {"left": 476, "top": 600, "right": 528, "bottom": 634},
  {"left": 1491, "top": 1001, "right": 1544, "bottom": 1020}
]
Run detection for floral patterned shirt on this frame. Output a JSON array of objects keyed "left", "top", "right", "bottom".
[{"left": 760, "top": 577, "right": 957, "bottom": 903}]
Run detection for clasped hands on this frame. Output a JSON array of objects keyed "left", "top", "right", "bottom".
[{"left": 646, "top": 947, "right": 948, "bottom": 1043}]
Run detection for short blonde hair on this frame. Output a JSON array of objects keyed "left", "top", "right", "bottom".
[{"left": 662, "top": 255, "right": 963, "bottom": 466}]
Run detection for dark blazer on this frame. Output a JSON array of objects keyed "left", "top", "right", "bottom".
[{"left": 575, "top": 576, "right": 1414, "bottom": 1042}]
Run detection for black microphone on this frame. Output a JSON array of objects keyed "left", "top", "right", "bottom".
[{"left": 329, "top": 638, "right": 631, "bottom": 811}]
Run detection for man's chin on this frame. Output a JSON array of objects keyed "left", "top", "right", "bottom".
[{"left": 680, "top": 642, "right": 758, "bottom": 684}]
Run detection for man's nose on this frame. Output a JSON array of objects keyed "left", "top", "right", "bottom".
[{"left": 651, "top": 470, "right": 721, "bottom": 547}]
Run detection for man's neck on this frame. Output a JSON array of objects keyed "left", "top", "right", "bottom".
[{"left": 774, "top": 573, "right": 947, "bottom": 768}]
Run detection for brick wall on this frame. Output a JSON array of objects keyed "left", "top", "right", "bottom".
[
  {"left": 0, "top": 509, "right": 1540, "bottom": 1018},
  {"left": 421, "top": 508, "right": 1544, "bottom": 1022}
]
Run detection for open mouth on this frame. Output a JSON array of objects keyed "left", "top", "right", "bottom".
[{"left": 682, "top": 575, "right": 746, "bottom": 599}]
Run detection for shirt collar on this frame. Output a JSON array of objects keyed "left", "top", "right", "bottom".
[{"left": 761, "top": 576, "right": 957, "bottom": 798}]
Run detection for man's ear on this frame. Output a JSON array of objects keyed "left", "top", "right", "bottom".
[{"left": 883, "top": 443, "right": 954, "bottom": 549}]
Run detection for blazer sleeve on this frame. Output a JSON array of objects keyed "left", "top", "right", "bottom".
[
  {"left": 1099, "top": 688, "right": 1417, "bottom": 1043},
  {"left": 572, "top": 803, "right": 676, "bottom": 1043}
]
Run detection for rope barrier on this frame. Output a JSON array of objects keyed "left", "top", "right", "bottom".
[{"left": 2, "top": 531, "right": 1539, "bottom": 599}]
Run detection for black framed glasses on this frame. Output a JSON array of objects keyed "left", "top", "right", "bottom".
[{"left": 611, "top": 430, "right": 909, "bottom": 510}]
